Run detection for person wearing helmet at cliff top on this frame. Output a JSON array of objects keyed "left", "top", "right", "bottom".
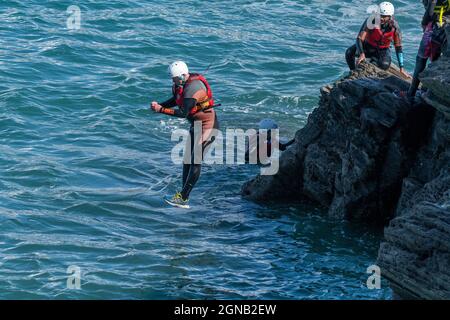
[
  {"left": 151, "top": 61, "right": 219, "bottom": 209},
  {"left": 244, "top": 119, "right": 295, "bottom": 165},
  {"left": 401, "top": 0, "right": 450, "bottom": 102},
  {"left": 345, "top": 2, "right": 410, "bottom": 78}
]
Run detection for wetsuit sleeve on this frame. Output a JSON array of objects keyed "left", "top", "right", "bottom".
[
  {"left": 159, "top": 98, "right": 197, "bottom": 118},
  {"left": 279, "top": 138, "right": 295, "bottom": 151},
  {"left": 159, "top": 107, "right": 183, "bottom": 117},
  {"left": 356, "top": 37, "right": 364, "bottom": 55},
  {"left": 395, "top": 46, "right": 404, "bottom": 68},
  {"left": 159, "top": 96, "right": 176, "bottom": 108},
  {"left": 393, "top": 22, "right": 404, "bottom": 68},
  {"left": 158, "top": 95, "right": 185, "bottom": 117},
  {"left": 356, "top": 19, "right": 369, "bottom": 54}
]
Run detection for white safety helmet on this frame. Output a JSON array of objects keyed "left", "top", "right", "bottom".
[
  {"left": 379, "top": 2, "right": 395, "bottom": 16},
  {"left": 259, "top": 119, "right": 278, "bottom": 130},
  {"left": 168, "top": 61, "right": 189, "bottom": 78}
]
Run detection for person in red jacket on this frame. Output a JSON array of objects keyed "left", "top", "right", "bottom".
[
  {"left": 151, "top": 61, "right": 219, "bottom": 209},
  {"left": 345, "top": 2, "right": 409, "bottom": 78}
]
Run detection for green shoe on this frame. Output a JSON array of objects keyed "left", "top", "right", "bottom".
[{"left": 164, "top": 192, "right": 190, "bottom": 209}]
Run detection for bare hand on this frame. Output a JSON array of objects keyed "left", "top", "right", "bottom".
[
  {"left": 399, "top": 68, "right": 412, "bottom": 79},
  {"left": 356, "top": 53, "right": 366, "bottom": 67},
  {"left": 151, "top": 101, "right": 163, "bottom": 113}
]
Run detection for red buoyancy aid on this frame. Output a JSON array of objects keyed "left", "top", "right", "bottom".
[
  {"left": 366, "top": 21, "right": 396, "bottom": 49},
  {"left": 173, "top": 73, "right": 215, "bottom": 115}
]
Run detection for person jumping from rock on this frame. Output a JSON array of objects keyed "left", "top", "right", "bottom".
[
  {"left": 151, "top": 61, "right": 219, "bottom": 209},
  {"left": 345, "top": 2, "right": 409, "bottom": 78}
]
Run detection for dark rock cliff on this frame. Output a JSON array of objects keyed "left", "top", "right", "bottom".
[
  {"left": 241, "top": 27, "right": 450, "bottom": 299},
  {"left": 376, "top": 35, "right": 450, "bottom": 300},
  {"left": 242, "top": 62, "right": 435, "bottom": 224}
]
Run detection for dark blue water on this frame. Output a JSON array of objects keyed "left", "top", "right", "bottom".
[{"left": 0, "top": 0, "right": 424, "bottom": 299}]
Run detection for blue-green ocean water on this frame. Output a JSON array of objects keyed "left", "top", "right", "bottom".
[{"left": 0, "top": 0, "right": 425, "bottom": 299}]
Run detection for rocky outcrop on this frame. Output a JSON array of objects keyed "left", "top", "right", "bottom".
[
  {"left": 376, "top": 29, "right": 450, "bottom": 300},
  {"left": 242, "top": 62, "right": 434, "bottom": 224},
  {"left": 377, "top": 108, "right": 450, "bottom": 299},
  {"left": 242, "top": 26, "right": 450, "bottom": 299}
]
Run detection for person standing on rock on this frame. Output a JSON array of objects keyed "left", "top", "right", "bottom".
[
  {"left": 403, "top": 0, "right": 450, "bottom": 102},
  {"left": 345, "top": 2, "right": 409, "bottom": 77},
  {"left": 150, "top": 61, "right": 219, "bottom": 209}
]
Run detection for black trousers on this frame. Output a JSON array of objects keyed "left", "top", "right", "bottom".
[{"left": 345, "top": 43, "right": 392, "bottom": 70}]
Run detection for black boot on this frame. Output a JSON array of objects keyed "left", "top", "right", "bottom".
[{"left": 407, "top": 77, "right": 421, "bottom": 100}]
